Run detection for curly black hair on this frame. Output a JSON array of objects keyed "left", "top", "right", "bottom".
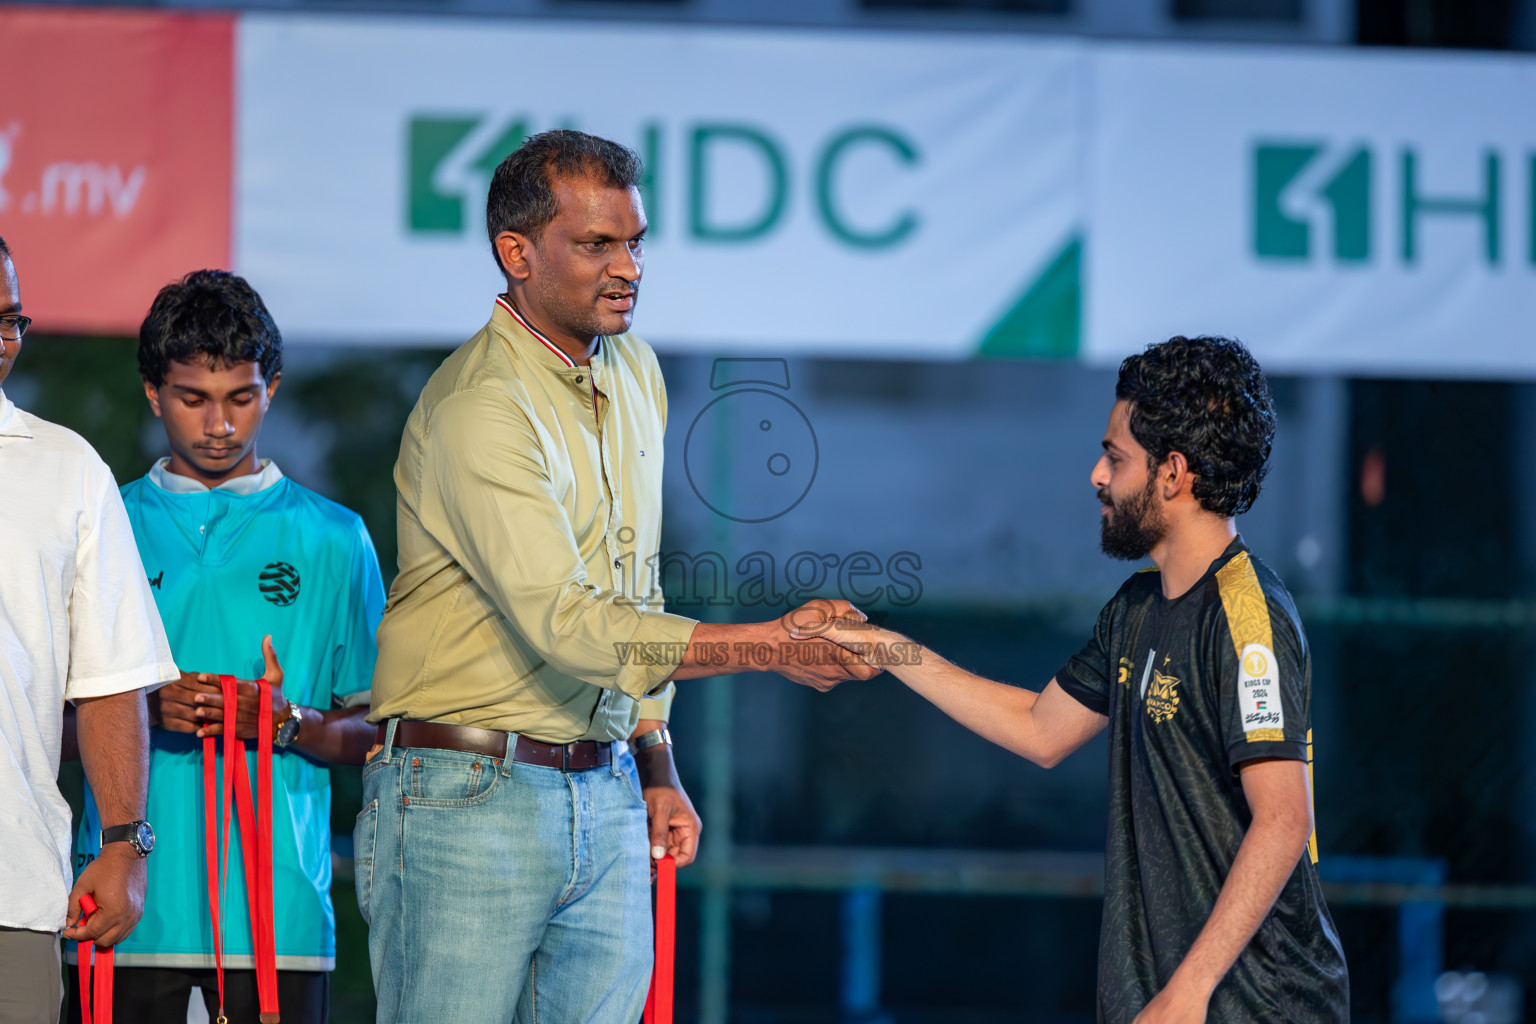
[
  {"left": 485, "top": 129, "right": 644, "bottom": 275},
  {"left": 1115, "top": 335, "right": 1276, "bottom": 518},
  {"left": 138, "top": 270, "right": 282, "bottom": 387}
]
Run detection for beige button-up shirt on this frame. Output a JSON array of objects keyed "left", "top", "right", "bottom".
[{"left": 370, "top": 298, "right": 697, "bottom": 742}]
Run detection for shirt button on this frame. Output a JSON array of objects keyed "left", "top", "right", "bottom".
[
  {"left": 614, "top": 558, "right": 623, "bottom": 569},
  {"left": 575, "top": 375, "right": 584, "bottom": 384}
]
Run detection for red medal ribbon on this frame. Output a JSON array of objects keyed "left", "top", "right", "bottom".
[
  {"left": 76, "top": 893, "right": 113, "bottom": 1024},
  {"left": 643, "top": 854, "right": 676, "bottom": 1024},
  {"left": 203, "top": 674, "right": 281, "bottom": 1024}
]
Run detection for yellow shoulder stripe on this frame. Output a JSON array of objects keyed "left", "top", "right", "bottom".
[
  {"left": 1219, "top": 555, "right": 1315, "bottom": 862},
  {"left": 1214, "top": 551, "right": 1272, "bottom": 661}
]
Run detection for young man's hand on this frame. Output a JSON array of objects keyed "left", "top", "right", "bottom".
[
  {"left": 62, "top": 846, "right": 146, "bottom": 949},
  {"left": 791, "top": 615, "right": 895, "bottom": 667},
  {"left": 152, "top": 670, "right": 218, "bottom": 734},
  {"left": 189, "top": 635, "right": 287, "bottom": 739},
  {"left": 766, "top": 599, "right": 881, "bottom": 692}
]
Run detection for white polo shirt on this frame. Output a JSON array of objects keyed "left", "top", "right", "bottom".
[{"left": 0, "top": 389, "right": 178, "bottom": 932}]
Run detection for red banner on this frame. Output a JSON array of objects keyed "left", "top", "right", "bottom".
[{"left": 0, "top": 8, "right": 233, "bottom": 334}]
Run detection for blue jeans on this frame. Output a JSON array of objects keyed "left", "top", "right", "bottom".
[{"left": 355, "top": 722, "right": 652, "bottom": 1024}]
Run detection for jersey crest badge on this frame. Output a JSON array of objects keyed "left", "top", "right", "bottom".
[
  {"left": 1146, "top": 666, "right": 1181, "bottom": 723},
  {"left": 259, "top": 561, "right": 302, "bottom": 607}
]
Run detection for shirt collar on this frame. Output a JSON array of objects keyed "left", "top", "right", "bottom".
[
  {"left": 492, "top": 296, "right": 603, "bottom": 371},
  {"left": 0, "top": 389, "right": 34, "bottom": 439},
  {"left": 147, "top": 457, "right": 285, "bottom": 496}
]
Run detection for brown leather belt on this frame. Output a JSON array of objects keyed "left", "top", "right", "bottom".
[{"left": 379, "top": 720, "right": 613, "bottom": 772}]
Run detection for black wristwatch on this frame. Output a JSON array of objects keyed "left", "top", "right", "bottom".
[{"left": 101, "top": 820, "right": 156, "bottom": 858}]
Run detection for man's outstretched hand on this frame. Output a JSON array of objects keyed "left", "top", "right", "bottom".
[
  {"left": 669, "top": 600, "right": 883, "bottom": 690},
  {"left": 789, "top": 614, "right": 899, "bottom": 670},
  {"left": 768, "top": 599, "right": 882, "bottom": 691}
]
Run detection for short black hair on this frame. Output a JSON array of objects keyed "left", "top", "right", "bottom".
[
  {"left": 138, "top": 270, "right": 283, "bottom": 387},
  {"left": 1115, "top": 335, "right": 1276, "bottom": 518},
  {"left": 485, "top": 129, "right": 644, "bottom": 273}
]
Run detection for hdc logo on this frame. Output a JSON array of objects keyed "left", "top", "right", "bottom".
[
  {"left": 406, "top": 116, "right": 921, "bottom": 249},
  {"left": 1253, "top": 142, "right": 1528, "bottom": 266}
]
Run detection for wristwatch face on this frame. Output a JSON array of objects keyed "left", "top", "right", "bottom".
[
  {"left": 276, "top": 707, "right": 302, "bottom": 747},
  {"left": 133, "top": 821, "right": 155, "bottom": 856}
]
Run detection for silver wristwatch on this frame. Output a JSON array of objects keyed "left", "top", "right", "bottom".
[
  {"left": 631, "top": 727, "right": 672, "bottom": 753},
  {"left": 275, "top": 702, "right": 306, "bottom": 748}
]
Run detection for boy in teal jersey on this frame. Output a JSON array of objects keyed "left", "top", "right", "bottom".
[{"left": 65, "top": 270, "right": 384, "bottom": 1023}]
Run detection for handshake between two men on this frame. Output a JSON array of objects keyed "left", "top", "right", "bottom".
[{"left": 663, "top": 599, "right": 912, "bottom": 692}]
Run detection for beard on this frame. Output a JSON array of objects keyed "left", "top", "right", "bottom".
[
  {"left": 1098, "top": 476, "right": 1166, "bottom": 561},
  {"left": 532, "top": 254, "right": 636, "bottom": 342}
]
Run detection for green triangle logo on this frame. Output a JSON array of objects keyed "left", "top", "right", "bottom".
[{"left": 977, "top": 237, "right": 1080, "bottom": 359}]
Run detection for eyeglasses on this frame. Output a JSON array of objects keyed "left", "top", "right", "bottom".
[{"left": 0, "top": 314, "right": 32, "bottom": 342}]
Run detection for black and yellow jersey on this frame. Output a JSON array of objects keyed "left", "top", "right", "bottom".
[{"left": 1057, "top": 537, "right": 1348, "bottom": 1024}]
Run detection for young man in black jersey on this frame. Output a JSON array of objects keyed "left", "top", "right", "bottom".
[{"left": 806, "top": 336, "right": 1348, "bottom": 1024}]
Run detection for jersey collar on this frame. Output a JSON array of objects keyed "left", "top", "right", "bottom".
[{"left": 148, "top": 457, "right": 285, "bottom": 496}]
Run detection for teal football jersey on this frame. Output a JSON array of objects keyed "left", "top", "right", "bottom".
[{"left": 74, "top": 467, "right": 384, "bottom": 969}]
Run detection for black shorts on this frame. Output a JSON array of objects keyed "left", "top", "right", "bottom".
[{"left": 66, "top": 965, "right": 329, "bottom": 1024}]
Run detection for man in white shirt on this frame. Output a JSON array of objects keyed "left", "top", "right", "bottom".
[{"left": 0, "top": 235, "right": 179, "bottom": 1024}]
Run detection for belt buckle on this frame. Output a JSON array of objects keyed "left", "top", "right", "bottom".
[{"left": 561, "top": 742, "right": 572, "bottom": 772}]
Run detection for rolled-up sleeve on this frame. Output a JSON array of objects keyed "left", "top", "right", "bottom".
[
  {"left": 638, "top": 683, "right": 676, "bottom": 722},
  {"left": 637, "top": 574, "right": 677, "bottom": 720},
  {"left": 418, "top": 388, "right": 696, "bottom": 700}
]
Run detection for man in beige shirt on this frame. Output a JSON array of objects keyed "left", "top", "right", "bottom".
[{"left": 360, "top": 130, "right": 873, "bottom": 1024}]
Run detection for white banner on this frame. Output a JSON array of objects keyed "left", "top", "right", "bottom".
[
  {"left": 236, "top": 19, "right": 1536, "bottom": 375},
  {"left": 236, "top": 15, "right": 1080, "bottom": 357},
  {"left": 1084, "top": 44, "right": 1536, "bottom": 378}
]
